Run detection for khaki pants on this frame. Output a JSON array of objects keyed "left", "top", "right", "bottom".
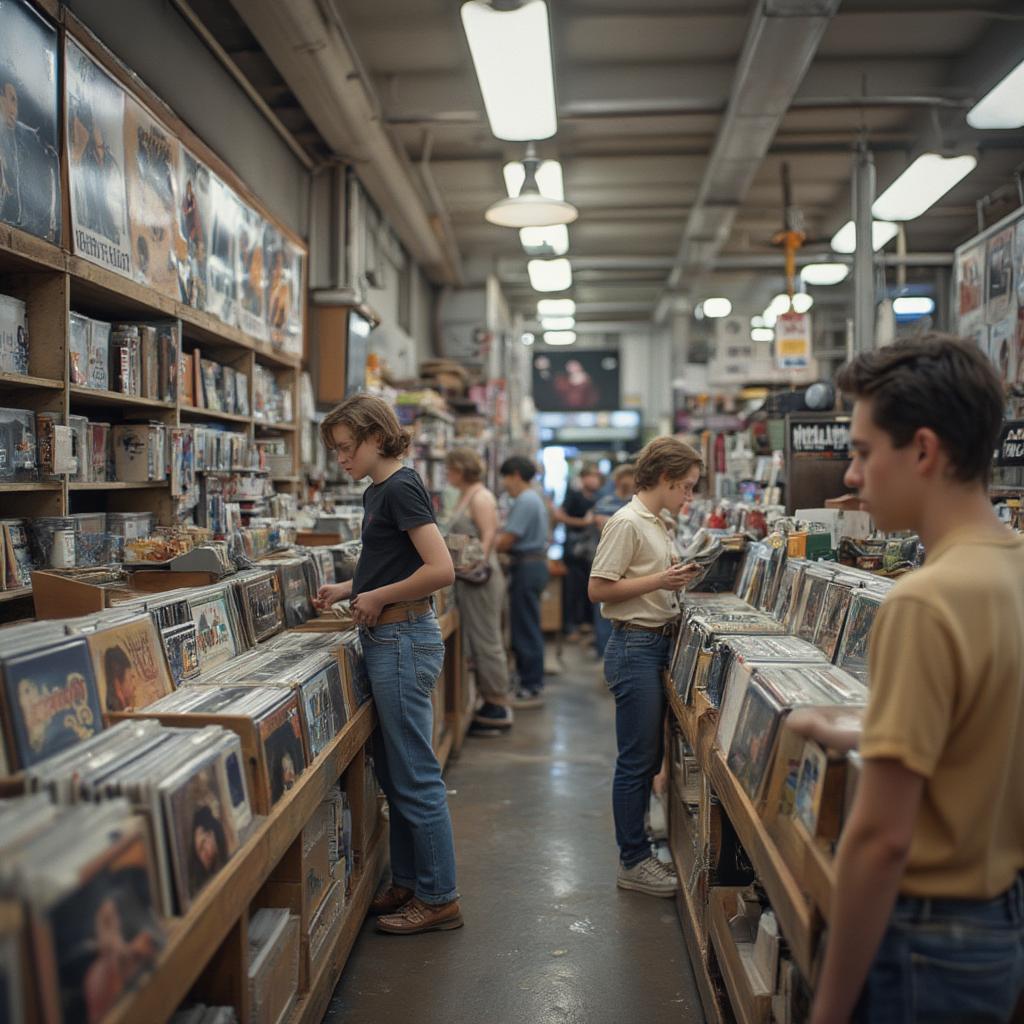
[{"left": 455, "top": 559, "right": 510, "bottom": 705}]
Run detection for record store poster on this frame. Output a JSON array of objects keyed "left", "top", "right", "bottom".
[
  {"left": 179, "top": 148, "right": 211, "bottom": 312},
  {"left": 986, "top": 225, "right": 1015, "bottom": 325},
  {"left": 124, "top": 96, "right": 186, "bottom": 301},
  {"left": 285, "top": 241, "right": 305, "bottom": 356},
  {"left": 237, "top": 202, "right": 268, "bottom": 341},
  {"left": 0, "top": 0, "right": 61, "bottom": 243},
  {"left": 207, "top": 174, "right": 239, "bottom": 327},
  {"left": 264, "top": 222, "right": 289, "bottom": 347},
  {"left": 66, "top": 38, "right": 131, "bottom": 275}
]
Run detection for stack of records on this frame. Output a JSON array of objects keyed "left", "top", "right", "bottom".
[
  {"left": 703, "top": 633, "right": 828, "bottom": 708},
  {"left": 328, "top": 541, "right": 362, "bottom": 584},
  {"left": 144, "top": 592, "right": 201, "bottom": 686},
  {"left": 732, "top": 536, "right": 787, "bottom": 611},
  {"left": 261, "top": 556, "right": 315, "bottom": 628},
  {"left": 770, "top": 557, "right": 809, "bottom": 626},
  {"left": 789, "top": 563, "right": 841, "bottom": 643},
  {"left": 834, "top": 589, "right": 888, "bottom": 684},
  {"left": 247, "top": 909, "right": 300, "bottom": 1024},
  {"left": 675, "top": 528, "right": 726, "bottom": 592},
  {"left": 187, "top": 585, "right": 245, "bottom": 672}
]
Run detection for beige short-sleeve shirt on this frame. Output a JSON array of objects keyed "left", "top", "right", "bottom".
[{"left": 590, "top": 495, "right": 679, "bottom": 627}]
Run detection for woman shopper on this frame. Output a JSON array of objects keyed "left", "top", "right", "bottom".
[
  {"left": 445, "top": 447, "right": 514, "bottom": 731},
  {"left": 314, "top": 394, "right": 461, "bottom": 935}
]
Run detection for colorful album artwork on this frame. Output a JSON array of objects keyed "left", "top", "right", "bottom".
[
  {"left": 189, "top": 592, "right": 238, "bottom": 671},
  {"left": 86, "top": 616, "right": 175, "bottom": 713},
  {"left": 237, "top": 203, "right": 268, "bottom": 341},
  {"left": 260, "top": 697, "right": 307, "bottom": 806}
]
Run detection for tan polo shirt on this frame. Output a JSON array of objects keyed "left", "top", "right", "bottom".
[
  {"left": 861, "top": 524, "right": 1024, "bottom": 899},
  {"left": 590, "top": 495, "right": 679, "bottom": 628}
]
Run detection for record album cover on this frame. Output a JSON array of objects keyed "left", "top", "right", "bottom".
[
  {"left": 260, "top": 697, "right": 307, "bottom": 806},
  {"left": 793, "top": 741, "right": 828, "bottom": 836},
  {"left": 207, "top": 174, "right": 239, "bottom": 327},
  {"left": 189, "top": 591, "right": 238, "bottom": 671},
  {"left": 1, "top": 636, "right": 104, "bottom": 768},
  {"left": 69, "top": 311, "right": 90, "bottom": 385},
  {"left": 237, "top": 204, "right": 267, "bottom": 341},
  {"left": 178, "top": 148, "right": 211, "bottom": 312},
  {"left": 0, "top": 406, "right": 36, "bottom": 476},
  {"left": 241, "top": 573, "right": 285, "bottom": 643},
  {"left": 0, "top": 293, "right": 29, "bottom": 375},
  {"left": 986, "top": 226, "right": 1014, "bottom": 325},
  {"left": 957, "top": 243, "right": 984, "bottom": 327},
  {"left": 298, "top": 661, "right": 343, "bottom": 760},
  {"left": 161, "top": 621, "right": 199, "bottom": 686},
  {"left": 86, "top": 616, "right": 174, "bottom": 713},
  {"left": 66, "top": 38, "right": 130, "bottom": 275},
  {"left": 727, "top": 679, "right": 783, "bottom": 801}
]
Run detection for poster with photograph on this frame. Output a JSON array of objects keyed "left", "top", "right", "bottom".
[
  {"left": 178, "top": 148, "right": 211, "bottom": 312},
  {"left": 532, "top": 350, "right": 621, "bottom": 412},
  {"left": 0, "top": 0, "right": 60, "bottom": 242},
  {"left": 956, "top": 243, "right": 985, "bottom": 326},
  {"left": 260, "top": 696, "right": 306, "bottom": 806},
  {"left": 237, "top": 203, "right": 268, "bottom": 340},
  {"left": 264, "top": 223, "right": 289, "bottom": 347},
  {"left": 206, "top": 174, "right": 239, "bottom": 327},
  {"left": 284, "top": 241, "right": 305, "bottom": 355},
  {"left": 1016, "top": 307, "right": 1024, "bottom": 389},
  {"left": 124, "top": 97, "right": 186, "bottom": 301},
  {"left": 86, "top": 615, "right": 175, "bottom": 713},
  {"left": 65, "top": 39, "right": 131, "bottom": 275},
  {"left": 987, "top": 226, "right": 1014, "bottom": 325},
  {"left": 1015, "top": 218, "right": 1024, "bottom": 310},
  {"left": 989, "top": 317, "right": 1015, "bottom": 385}
]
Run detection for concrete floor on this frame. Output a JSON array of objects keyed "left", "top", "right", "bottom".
[{"left": 324, "top": 646, "right": 705, "bottom": 1024}]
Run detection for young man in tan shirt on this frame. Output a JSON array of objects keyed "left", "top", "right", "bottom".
[
  {"left": 812, "top": 336, "right": 1024, "bottom": 1022},
  {"left": 589, "top": 438, "right": 704, "bottom": 896}
]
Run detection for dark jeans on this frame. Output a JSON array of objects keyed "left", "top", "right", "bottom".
[
  {"left": 603, "top": 627, "right": 671, "bottom": 868},
  {"left": 509, "top": 559, "right": 549, "bottom": 693},
  {"left": 854, "top": 872, "right": 1024, "bottom": 1023},
  {"left": 563, "top": 556, "right": 593, "bottom": 634}
]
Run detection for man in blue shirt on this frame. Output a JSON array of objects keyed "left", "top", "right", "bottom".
[{"left": 496, "top": 456, "right": 550, "bottom": 706}]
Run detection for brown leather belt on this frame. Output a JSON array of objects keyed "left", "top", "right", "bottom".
[
  {"left": 611, "top": 620, "right": 676, "bottom": 638},
  {"left": 376, "top": 599, "right": 433, "bottom": 626},
  {"left": 511, "top": 551, "right": 547, "bottom": 563}
]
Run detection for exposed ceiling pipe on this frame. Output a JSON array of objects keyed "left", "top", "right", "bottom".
[
  {"left": 656, "top": 0, "right": 841, "bottom": 321},
  {"left": 227, "top": 0, "right": 462, "bottom": 286}
]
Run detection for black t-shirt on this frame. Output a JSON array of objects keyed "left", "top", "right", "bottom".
[
  {"left": 562, "top": 488, "right": 598, "bottom": 562},
  {"left": 353, "top": 467, "right": 436, "bottom": 597}
]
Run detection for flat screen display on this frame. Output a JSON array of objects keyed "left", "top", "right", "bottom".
[{"left": 532, "top": 350, "right": 620, "bottom": 412}]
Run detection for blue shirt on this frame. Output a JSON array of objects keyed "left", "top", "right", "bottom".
[
  {"left": 504, "top": 488, "right": 549, "bottom": 553},
  {"left": 594, "top": 492, "right": 630, "bottom": 518}
]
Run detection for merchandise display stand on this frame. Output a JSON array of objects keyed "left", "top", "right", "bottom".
[{"left": 435, "top": 608, "right": 473, "bottom": 767}]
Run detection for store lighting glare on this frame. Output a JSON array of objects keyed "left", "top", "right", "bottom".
[
  {"left": 537, "top": 298, "right": 575, "bottom": 316},
  {"left": 544, "top": 330, "right": 577, "bottom": 346},
  {"left": 750, "top": 315, "right": 765, "bottom": 328},
  {"left": 801, "top": 263, "right": 849, "bottom": 286},
  {"left": 521, "top": 332, "right": 535, "bottom": 346},
  {"left": 967, "top": 58, "right": 1024, "bottom": 129},
  {"left": 700, "top": 297, "right": 732, "bottom": 319},
  {"left": 520, "top": 224, "right": 569, "bottom": 255},
  {"left": 541, "top": 316, "right": 574, "bottom": 330},
  {"left": 751, "top": 327, "right": 774, "bottom": 342},
  {"left": 461, "top": 1, "right": 556, "bottom": 141},
  {"left": 872, "top": 153, "right": 977, "bottom": 221},
  {"left": 791, "top": 292, "right": 813, "bottom": 314},
  {"left": 830, "top": 220, "right": 899, "bottom": 254},
  {"left": 763, "top": 310, "right": 778, "bottom": 328},
  {"left": 768, "top": 294, "right": 792, "bottom": 316},
  {"left": 504, "top": 159, "right": 564, "bottom": 201},
  {"left": 892, "top": 296, "right": 936, "bottom": 316},
  {"left": 528, "top": 257, "right": 572, "bottom": 292}
]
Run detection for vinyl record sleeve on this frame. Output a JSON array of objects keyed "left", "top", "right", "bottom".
[{"left": 87, "top": 615, "right": 175, "bottom": 713}]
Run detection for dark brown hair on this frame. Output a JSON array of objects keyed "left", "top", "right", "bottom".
[
  {"left": 319, "top": 394, "right": 411, "bottom": 459},
  {"left": 836, "top": 334, "right": 1004, "bottom": 484},
  {"left": 633, "top": 437, "right": 703, "bottom": 490},
  {"left": 612, "top": 463, "right": 636, "bottom": 484},
  {"left": 446, "top": 447, "right": 484, "bottom": 484}
]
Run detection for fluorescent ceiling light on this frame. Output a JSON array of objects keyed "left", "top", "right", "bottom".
[
  {"left": 967, "top": 58, "right": 1024, "bottom": 129},
  {"left": 541, "top": 316, "right": 574, "bottom": 330},
  {"left": 872, "top": 153, "right": 977, "bottom": 221},
  {"left": 544, "top": 330, "right": 576, "bottom": 346},
  {"left": 528, "top": 258, "right": 572, "bottom": 292},
  {"left": 488, "top": 151, "right": 577, "bottom": 227},
  {"left": 892, "top": 296, "right": 936, "bottom": 316},
  {"left": 700, "top": 297, "right": 732, "bottom": 318},
  {"left": 751, "top": 328, "right": 774, "bottom": 342},
  {"left": 520, "top": 224, "right": 569, "bottom": 256},
  {"left": 504, "top": 159, "right": 564, "bottom": 201},
  {"left": 801, "top": 263, "right": 849, "bottom": 286},
  {"left": 521, "top": 332, "right": 535, "bottom": 346},
  {"left": 750, "top": 315, "right": 766, "bottom": 328},
  {"left": 763, "top": 310, "right": 778, "bottom": 328},
  {"left": 537, "top": 298, "right": 575, "bottom": 316},
  {"left": 768, "top": 294, "right": 792, "bottom": 316},
  {"left": 461, "top": 1, "right": 556, "bottom": 141},
  {"left": 830, "top": 220, "right": 899, "bottom": 254},
  {"left": 792, "top": 292, "right": 813, "bottom": 314}
]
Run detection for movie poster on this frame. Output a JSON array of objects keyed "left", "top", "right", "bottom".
[
  {"left": 66, "top": 39, "right": 131, "bottom": 275},
  {"left": 956, "top": 243, "right": 984, "bottom": 327},
  {"left": 1015, "top": 219, "right": 1024, "bottom": 310},
  {"left": 264, "top": 223, "right": 288, "bottom": 347},
  {"left": 86, "top": 615, "right": 174, "bottom": 713},
  {"left": 989, "top": 317, "right": 1015, "bottom": 384},
  {"left": 178, "top": 148, "right": 211, "bottom": 312},
  {"left": 0, "top": 0, "right": 61, "bottom": 242},
  {"left": 987, "top": 226, "right": 1015, "bottom": 325},
  {"left": 237, "top": 203, "right": 268, "bottom": 341},
  {"left": 206, "top": 174, "right": 238, "bottom": 327},
  {"left": 124, "top": 97, "right": 186, "bottom": 301}
]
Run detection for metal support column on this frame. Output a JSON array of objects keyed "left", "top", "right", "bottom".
[{"left": 853, "top": 144, "right": 876, "bottom": 354}]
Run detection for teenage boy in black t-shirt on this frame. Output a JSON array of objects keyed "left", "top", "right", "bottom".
[{"left": 315, "top": 394, "right": 461, "bottom": 935}]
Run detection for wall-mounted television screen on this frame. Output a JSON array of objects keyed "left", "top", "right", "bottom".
[{"left": 532, "top": 350, "right": 620, "bottom": 412}]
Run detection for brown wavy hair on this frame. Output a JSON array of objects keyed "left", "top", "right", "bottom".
[
  {"left": 319, "top": 394, "right": 411, "bottom": 459},
  {"left": 633, "top": 437, "right": 703, "bottom": 490},
  {"left": 446, "top": 447, "right": 484, "bottom": 484}
]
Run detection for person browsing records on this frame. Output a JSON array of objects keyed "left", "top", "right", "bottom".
[
  {"left": 588, "top": 438, "right": 703, "bottom": 897},
  {"left": 591, "top": 463, "right": 636, "bottom": 656},
  {"left": 314, "top": 394, "right": 461, "bottom": 936},
  {"left": 495, "top": 456, "right": 550, "bottom": 707},
  {"left": 811, "top": 335, "right": 1024, "bottom": 1023}
]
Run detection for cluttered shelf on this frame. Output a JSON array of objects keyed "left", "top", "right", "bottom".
[
  {"left": 0, "top": 372, "right": 64, "bottom": 391},
  {"left": 103, "top": 701, "right": 378, "bottom": 1024},
  {"left": 69, "top": 384, "right": 176, "bottom": 412},
  {"left": 179, "top": 404, "right": 254, "bottom": 427},
  {"left": 0, "top": 482, "right": 62, "bottom": 493},
  {"left": 0, "top": 586, "right": 32, "bottom": 604},
  {"left": 67, "top": 481, "right": 168, "bottom": 491}
]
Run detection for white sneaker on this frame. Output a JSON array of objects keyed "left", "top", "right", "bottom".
[{"left": 616, "top": 856, "right": 678, "bottom": 897}]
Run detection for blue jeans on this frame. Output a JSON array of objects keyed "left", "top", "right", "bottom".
[
  {"left": 509, "top": 559, "right": 549, "bottom": 693},
  {"left": 855, "top": 873, "right": 1024, "bottom": 1023},
  {"left": 360, "top": 611, "right": 458, "bottom": 905},
  {"left": 594, "top": 606, "right": 613, "bottom": 656},
  {"left": 603, "top": 627, "right": 671, "bottom": 868}
]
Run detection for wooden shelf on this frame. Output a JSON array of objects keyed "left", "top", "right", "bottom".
[
  {"left": 0, "top": 482, "right": 61, "bottom": 493},
  {"left": 104, "top": 702, "right": 378, "bottom": 1024},
  {"left": 0, "top": 222, "right": 65, "bottom": 273},
  {"left": 0, "top": 586, "right": 33, "bottom": 604},
  {"left": 0, "top": 372, "right": 64, "bottom": 391},
  {"left": 273, "top": 475, "right": 301, "bottom": 484},
  {"left": 67, "top": 481, "right": 168, "bottom": 491},
  {"left": 69, "top": 385, "right": 176, "bottom": 411},
  {"left": 708, "top": 887, "right": 772, "bottom": 1024},
  {"left": 254, "top": 420, "right": 297, "bottom": 432},
  {"left": 179, "top": 404, "right": 252, "bottom": 426}
]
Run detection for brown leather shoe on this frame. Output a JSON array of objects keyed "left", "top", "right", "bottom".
[
  {"left": 376, "top": 897, "right": 464, "bottom": 935},
  {"left": 369, "top": 884, "right": 414, "bottom": 916}
]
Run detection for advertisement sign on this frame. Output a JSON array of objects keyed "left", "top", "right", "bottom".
[{"left": 775, "top": 311, "right": 811, "bottom": 370}]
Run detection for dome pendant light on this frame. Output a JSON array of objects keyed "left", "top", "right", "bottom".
[{"left": 485, "top": 145, "right": 578, "bottom": 228}]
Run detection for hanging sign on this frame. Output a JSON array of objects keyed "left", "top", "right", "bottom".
[
  {"left": 775, "top": 311, "right": 812, "bottom": 370},
  {"left": 789, "top": 418, "right": 851, "bottom": 460},
  {"left": 995, "top": 420, "right": 1024, "bottom": 466}
]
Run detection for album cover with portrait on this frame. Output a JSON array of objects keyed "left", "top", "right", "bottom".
[
  {"left": 86, "top": 615, "right": 174, "bottom": 713},
  {"left": 259, "top": 695, "right": 307, "bottom": 807}
]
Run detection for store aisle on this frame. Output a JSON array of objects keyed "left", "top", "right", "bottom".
[{"left": 324, "top": 650, "right": 705, "bottom": 1024}]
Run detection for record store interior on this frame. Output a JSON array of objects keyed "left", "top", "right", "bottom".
[{"left": 2, "top": 1, "right": 1024, "bottom": 1023}]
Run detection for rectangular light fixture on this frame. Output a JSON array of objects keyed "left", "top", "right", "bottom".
[
  {"left": 967, "top": 58, "right": 1024, "bottom": 129},
  {"left": 830, "top": 220, "right": 899, "bottom": 254},
  {"left": 461, "top": 1, "right": 557, "bottom": 141},
  {"left": 544, "top": 330, "right": 576, "bottom": 346},
  {"left": 541, "top": 316, "right": 574, "bottom": 330},
  {"left": 801, "top": 263, "right": 849, "bottom": 286},
  {"left": 528, "top": 258, "right": 572, "bottom": 292},
  {"left": 872, "top": 154, "right": 977, "bottom": 221},
  {"left": 520, "top": 224, "right": 569, "bottom": 256},
  {"left": 537, "top": 298, "right": 575, "bottom": 316},
  {"left": 503, "top": 159, "right": 564, "bottom": 200}
]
